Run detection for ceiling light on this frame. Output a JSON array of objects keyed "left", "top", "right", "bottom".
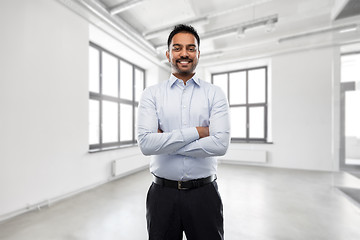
[
  {"left": 154, "top": 14, "right": 278, "bottom": 49},
  {"left": 203, "top": 14, "right": 278, "bottom": 40},
  {"left": 237, "top": 27, "right": 246, "bottom": 39},
  {"left": 265, "top": 19, "right": 276, "bottom": 33},
  {"left": 339, "top": 26, "right": 358, "bottom": 33},
  {"left": 109, "top": 0, "right": 144, "bottom": 15},
  {"left": 143, "top": 0, "right": 272, "bottom": 40},
  {"left": 242, "top": 14, "right": 278, "bottom": 32}
]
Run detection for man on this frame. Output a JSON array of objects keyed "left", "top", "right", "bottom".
[{"left": 137, "top": 24, "right": 230, "bottom": 240}]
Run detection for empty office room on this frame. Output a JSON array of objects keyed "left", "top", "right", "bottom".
[{"left": 1, "top": 0, "right": 360, "bottom": 239}]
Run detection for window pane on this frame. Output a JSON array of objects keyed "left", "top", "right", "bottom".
[
  {"left": 249, "top": 106, "right": 265, "bottom": 138},
  {"left": 345, "top": 91, "right": 360, "bottom": 138},
  {"left": 103, "top": 101, "right": 118, "bottom": 143},
  {"left": 102, "top": 52, "right": 118, "bottom": 97},
  {"left": 230, "top": 107, "right": 246, "bottom": 138},
  {"left": 229, "top": 71, "right": 246, "bottom": 104},
  {"left": 120, "top": 104, "right": 133, "bottom": 141},
  {"left": 213, "top": 74, "right": 228, "bottom": 99},
  {"left": 89, "top": 47, "right": 99, "bottom": 93},
  {"left": 248, "top": 68, "right": 266, "bottom": 103},
  {"left": 120, "top": 60, "right": 133, "bottom": 100},
  {"left": 345, "top": 91, "right": 360, "bottom": 165},
  {"left": 341, "top": 54, "right": 360, "bottom": 83},
  {"left": 135, "top": 68, "right": 144, "bottom": 102},
  {"left": 89, "top": 99, "right": 99, "bottom": 144}
]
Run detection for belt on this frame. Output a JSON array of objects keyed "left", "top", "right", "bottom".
[{"left": 153, "top": 174, "right": 217, "bottom": 190}]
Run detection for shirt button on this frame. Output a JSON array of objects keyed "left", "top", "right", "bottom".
[{"left": 183, "top": 105, "right": 186, "bottom": 108}]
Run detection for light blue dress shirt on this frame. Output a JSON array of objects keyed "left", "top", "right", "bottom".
[{"left": 137, "top": 74, "right": 230, "bottom": 181}]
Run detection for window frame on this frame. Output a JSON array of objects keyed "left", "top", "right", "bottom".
[
  {"left": 211, "top": 66, "right": 268, "bottom": 143},
  {"left": 88, "top": 42, "right": 145, "bottom": 151}
]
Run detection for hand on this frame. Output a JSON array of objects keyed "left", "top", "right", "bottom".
[{"left": 196, "top": 127, "right": 209, "bottom": 139}]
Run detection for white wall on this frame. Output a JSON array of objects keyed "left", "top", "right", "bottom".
[
  {"left": 270, "top": 47, "right": 337, "bottom": 171},
  {"left": 0, "top": 0, "right": 342, "bottom": 221},
  {"left": 0, "top": 0, "right": 166, "bottom": 220},
  {"left": 204, "top": 47, "right": 340, "bottom": 172}
]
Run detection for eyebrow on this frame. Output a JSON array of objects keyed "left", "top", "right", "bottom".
[{"left": 172, "top": 44, "right": 197, "bottom": 47}]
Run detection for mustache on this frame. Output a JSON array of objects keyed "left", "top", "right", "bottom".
[{"left": 176, "top": 57, "right": 192, "bottom": 62}]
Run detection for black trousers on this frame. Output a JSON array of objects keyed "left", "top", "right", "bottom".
[{"left": 146, "top": 181, "right": 224, "bottom": 240}]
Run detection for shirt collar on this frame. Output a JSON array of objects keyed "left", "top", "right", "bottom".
[{"left": 169, "top": 73, "right": 201, "bottom": 87}]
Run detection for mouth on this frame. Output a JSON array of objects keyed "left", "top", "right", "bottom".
[{"left": 176, "top": 59, "right": 192, "bottom": 65}]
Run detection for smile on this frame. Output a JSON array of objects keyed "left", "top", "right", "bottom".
[{"left": 176, "top": 60, "right": 192, "bottom": 64}]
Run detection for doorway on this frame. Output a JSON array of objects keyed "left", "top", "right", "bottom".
[
  {"left": 340, "top": 82, "right": 360, "bottom": 172},
  {"left": 340, "top": 52, "right": 360, "bottom": 174}
]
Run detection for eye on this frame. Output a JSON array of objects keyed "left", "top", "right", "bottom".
[
  {"left": 187, "top": 46, "right": 197, "bottom": 52},
  {"left": 172, "top": 46, "right": 181, "bottom": 52}
]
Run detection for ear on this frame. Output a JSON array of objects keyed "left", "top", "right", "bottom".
[
  {"left": 166, "top": 50, "right": 170, "bottom": 62},
  {"left": 198, "top": 50, "right": 200, "bottom": 59}
]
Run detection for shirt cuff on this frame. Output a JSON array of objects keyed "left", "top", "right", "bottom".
[{"left": 180, "top": 127, "right": 199, "bottom": 143}]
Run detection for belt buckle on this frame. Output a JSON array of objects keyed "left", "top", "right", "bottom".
[{"left": 178, "top": 181, "right": 188, "bottom": 190}]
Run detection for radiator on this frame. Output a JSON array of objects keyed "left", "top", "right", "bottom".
[{"left": 111, "top": 154, "right": 149, "bottom": 178}]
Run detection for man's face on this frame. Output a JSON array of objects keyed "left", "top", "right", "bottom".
[{"left": 166, "top": 32, "right": 200, "bottom": 78}]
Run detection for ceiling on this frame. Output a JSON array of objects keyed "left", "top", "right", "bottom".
[{"left": 61, "top": 0, "right": 360, "bottom": 67}]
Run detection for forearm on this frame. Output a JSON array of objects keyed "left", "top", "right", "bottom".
[
  {"left": 174, "top": 130, "right": 230, "bottom": 158},
  {"left": 139, "top": 126, "right": 209, "bottom": 156},
  {"left": 137, "top": 127, "right": 199, "bottom": 156}
]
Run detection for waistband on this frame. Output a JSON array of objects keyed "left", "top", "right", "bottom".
[{"left": 153, "top": 174, "right": 217, "bottom": 190}]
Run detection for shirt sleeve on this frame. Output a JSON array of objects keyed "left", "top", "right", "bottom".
[
  {"left": 137, "top": 87, "right": 199, "bottom": 156},
  {"left": 174, "top": 86, "right": 230, "bottom": 158}
]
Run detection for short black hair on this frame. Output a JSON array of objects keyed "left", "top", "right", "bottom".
[{"left": 167, "top": 24, "right": 200, "bottom": 50}]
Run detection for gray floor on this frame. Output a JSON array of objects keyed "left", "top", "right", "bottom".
[{"left": 1, "top": 164, "right": 360, "bottom": 240}]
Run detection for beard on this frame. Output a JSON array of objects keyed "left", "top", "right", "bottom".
[{"left": 171, "top": 57, "right": 198, "bottom": 76}]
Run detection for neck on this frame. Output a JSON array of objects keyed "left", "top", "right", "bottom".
[{"left": 173, "top": 72, "right": 195, "bottom": 84}]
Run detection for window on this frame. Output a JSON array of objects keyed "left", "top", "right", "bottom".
[
  {"left": 341, "top": 53, "right": 360, "bottom": 83},
  {"left": 88, "top": 42, "right": 145, "bottom": 151},
  {"left": 212, "top": 66, "right": 268, "bottom": 142}
]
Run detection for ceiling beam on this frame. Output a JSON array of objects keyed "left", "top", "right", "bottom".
[
  {"left": 79, "top": 0, "right": 156, "bottom": 54},
  {"left": 154, "top": 14, "right": 279, "bottom": 50},
  {"left": 142, "top": 0, "right": 273, "bottom": 40},
  {"left": 143, "top": 16, "right": 209, "bottom": 40},
  {"left": 109, "top": 0, "right": 144, "bottom": 15},
  {"left": 278, "top": 23, "right": 358, "bottom": 43}
]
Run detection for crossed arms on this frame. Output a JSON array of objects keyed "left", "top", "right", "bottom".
[
  {"left": 158, "top": 126, "right": 209, "bottom": 138},
  {"left": 137, "top": 87, "right": 230, "bottom": 158}
]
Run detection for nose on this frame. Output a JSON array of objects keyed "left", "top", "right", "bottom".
[{"left": 180, "top": 48, "right": 189, "bottom": 58}]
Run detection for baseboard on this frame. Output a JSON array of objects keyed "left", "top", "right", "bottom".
[{"left": 0, "top": 166, "right": 148, "bottom": 223}]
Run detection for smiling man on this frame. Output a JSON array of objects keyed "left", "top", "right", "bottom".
[
  {"left": 166, "top": 29, "right": 199, "bottom": 81},
  {"left": 137, "top": 24, "right": 230, "bottom": 240}
]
